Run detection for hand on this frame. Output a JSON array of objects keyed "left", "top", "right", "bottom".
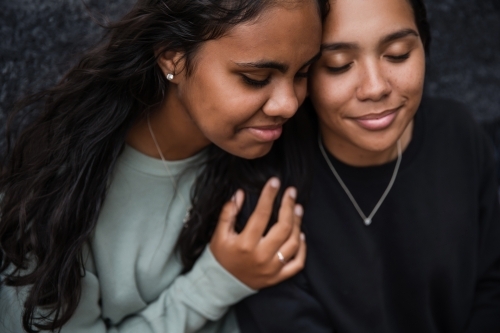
[{"left": 209, "top": 177, "right": 306, "bottom": 290}]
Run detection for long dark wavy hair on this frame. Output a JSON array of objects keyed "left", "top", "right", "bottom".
[{"left": 0, "top": 0, "right": 328, "bottom": 332}]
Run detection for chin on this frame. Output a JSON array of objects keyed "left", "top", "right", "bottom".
[
  {"left": 232, "top": 142, "right": 274, "bottom": 160},
  {"left": 357, "top": 138, "right": 398, "bottom": 153}
]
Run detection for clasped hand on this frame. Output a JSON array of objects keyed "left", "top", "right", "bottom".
[{"left": 210, "top": 178, "right": 305, "bottom": 290}]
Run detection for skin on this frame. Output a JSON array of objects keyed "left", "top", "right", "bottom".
[
  {"left": 128, "top": 1, "right": 322, "bottom": 161},
  {"left": 310, "top": 0, "right": 426, "bottom": 166},
  {"left": 127, "top": 2, "right": 322, "bottom": 290}
]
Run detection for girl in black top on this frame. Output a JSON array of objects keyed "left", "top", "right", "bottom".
[{"left": 235, "top": 0, "right": 500, "bottom": 332}]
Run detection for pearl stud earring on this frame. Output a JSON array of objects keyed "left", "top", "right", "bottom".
[{"left": 166, "top": 73, "right": 174, "bottom": 80}]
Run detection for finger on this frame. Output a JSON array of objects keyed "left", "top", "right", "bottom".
[
  {"left": 240, "top": 177, "right": 280, "bottom": 242},
  {"left": 214, "top": 189, "right": 245, "bottom": 236},
  {"left": 263, "top": 198, "right": 303, "bottom": 253},
  {"left": 271, "top": 205, "right": 303, "bottom": 262},
  {"left": 271, "top": 233, "right": 307, "bottom": 284}
]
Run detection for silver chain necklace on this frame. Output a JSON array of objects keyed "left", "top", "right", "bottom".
[
  {"left": 147, "top": 114, "right": 191, "bottom": 225},
  {"left": 318, "top": 135, "right": 402, "bottom": 226}
]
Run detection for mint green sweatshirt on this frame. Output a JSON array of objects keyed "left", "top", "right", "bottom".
[{"left": 0, "top": 145, "right": 256, "bottom": 333}]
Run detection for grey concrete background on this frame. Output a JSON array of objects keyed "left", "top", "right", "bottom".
[{"left": 0, "top": 0, "right": 499, "bottom": 149}]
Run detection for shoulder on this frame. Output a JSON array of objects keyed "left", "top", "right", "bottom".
[
  {"left": 420, "top": 96, "right": 477, "bottom": 129},
  {"left": 419, "top": 96, "right": 487, "bottom": 144},
  {"left": 420, "top": 97, "right": 496, "bottom": 174}
]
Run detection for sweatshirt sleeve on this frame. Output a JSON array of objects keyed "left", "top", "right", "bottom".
[
  {"left": 464, "top": 130, "right": 500, "bottom": 333},
  {"left": 0, "top": 246, "right": 256, "bottom": 333}
]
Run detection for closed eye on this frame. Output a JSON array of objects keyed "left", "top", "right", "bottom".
[
  {"left": 386, "top": 52, "right": 410, "bottom": 62},
  {"left": 241, "top": 74, "right": 270, "bottom": 88},
  {"left": 326, "top": 63, "right": 352, "bottom": 74}
]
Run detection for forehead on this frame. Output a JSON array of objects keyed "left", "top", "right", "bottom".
[
  {"left": 324, "top": 0, "right": 416, "bottom": 43},
  {"left": 195, "top": 2, "right": 321, "bottom": 64}
]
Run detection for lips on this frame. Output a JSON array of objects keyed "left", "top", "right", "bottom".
[
  {"left": 351, "top": 107, "right": 401, "bottom": 131},
  {"left": 245, "top": 125, "right": 283, "bottom": 142}
]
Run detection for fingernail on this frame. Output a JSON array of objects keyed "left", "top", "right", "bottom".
[
  {"left": 270, "top": 177, "right": 280, "bottom": 188},
  {"left": 288, "top": 187, "right": 297, "bottom": 200},
  {"left": 236, "top": 189, "right": 243, "bottom": 203},
  {"left": 300, "top": 233, "right": 306, "bottom": 241},
  {"left": 294, "top": 204, "right": 303, "bottom": 217}
]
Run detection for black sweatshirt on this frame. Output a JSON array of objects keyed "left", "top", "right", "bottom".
[{"left": 236, "top": 98, "right": 500, "bottom": 333}]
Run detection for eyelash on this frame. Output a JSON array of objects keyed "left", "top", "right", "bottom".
[
  {"left": 386, "top": 52, "right": 411, "bottom": 61},
  {"left": 327, "top": 52, "right": 411, "bottom": 74},
  {"left": 242, "top": 75, "right": 270, "bottom": 88},
  {"left": 326, "top": 63, "right": 352, "bottom": 74},
  {"left": 242, "top": 70, "right": 310, "bottom": 88}
]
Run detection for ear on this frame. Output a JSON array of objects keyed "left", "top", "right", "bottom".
[{"left": 157, "top": 50, "right": 185, "bottom": 82}]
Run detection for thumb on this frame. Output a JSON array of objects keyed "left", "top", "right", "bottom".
[{"left": 215, "top": 189, "right": 245, "bottom": 235}]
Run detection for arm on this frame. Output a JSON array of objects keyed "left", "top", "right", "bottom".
[
  {"left": 0, "top": 178, "right": 305, "bottom": 333},
  {"left": 0, "top": 246, "right": 254, "bottom": 333},
  {"left": 464, "top": 132, "right": 500, "bottom": 333},
  {"left": 68, "top": 179, "right": 306, "bottom": 332},
  {"left": 69, "top": 247, "right": 254, "bottom": 333},
  {"left": 235, "top": 272, "right": 334, "bottom": 333}
]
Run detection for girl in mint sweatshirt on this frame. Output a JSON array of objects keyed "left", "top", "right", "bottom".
[{"left": 0, "top": 0, "right": 327, "bottom": 332}]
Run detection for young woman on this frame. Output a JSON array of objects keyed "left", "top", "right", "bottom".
[
  {"left": 0, "top": 0, "right": 327, "bottom": 332},
  {"left": 235, "top": 0, "right": 500, "bottom": 332}
]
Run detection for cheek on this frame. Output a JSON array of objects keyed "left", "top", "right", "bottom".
[
  {"left": 183, "top": 75, "right": 263, "bottom": 138},
  {"left": 310, "top": 70, "right": 352, "bottom": 119},
  {"left": 390, "top": 56, "right": 426, "bottom": 98}
]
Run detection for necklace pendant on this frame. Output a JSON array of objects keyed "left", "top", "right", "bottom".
[{"left": 364, "top": 218, "right": 372, "bottom": 226}]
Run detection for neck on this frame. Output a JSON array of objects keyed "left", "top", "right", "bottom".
[
  {"left": 320, "top": 121, "right": 413, "bottom": 167},
  {"left": 126, "top": 87, "right": 211, "bottom": 161}
]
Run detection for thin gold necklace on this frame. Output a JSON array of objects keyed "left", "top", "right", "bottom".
[
  {"left": 318, "top": 134, "right": 402, "bottom": 226},
  {"left": 147, "top": 114, "right": 191, "bottom": 225}
]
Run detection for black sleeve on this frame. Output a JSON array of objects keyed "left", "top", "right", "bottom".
[
  {"left": 464, "top": 130, "right": 500, "bottom": 333},
  {"left": 235, "top": 272, "right": 334, "bottom": 333}
]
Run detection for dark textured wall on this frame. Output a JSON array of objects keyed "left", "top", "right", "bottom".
[
  {"left": 0, "top": 0, "right": 499, "bottom": 133},
  {"left": 425, "top": 0, "right": 500, "bottom": 121}
]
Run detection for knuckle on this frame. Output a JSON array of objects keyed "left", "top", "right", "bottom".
[
  {"left": 252, "top": 209, "right": 271, "bottom": 221},
  {"left": 290, "top": 240, "right": 300, "bottom": 250},
  {"left": 281, "top": 220, "right": 294, "bottom": 233},
  {"left": 264, "top": 265, "right": 280, "bottom": 278},
  {"left": 238, "top": 244, "right": 253, "bottom": 255},
  {"left": 254, "top": 253, "right": 269, "bottom": 266}
]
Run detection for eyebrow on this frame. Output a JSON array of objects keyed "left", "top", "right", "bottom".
[
  {"left": 380, "top": 28, "right": 419, "bottom": 44},
  {"left": 321, "top": 42, "right": 358, "bottom": 52},
  {"left": 321, "top": 28, "right": 420, "bottom": 52},
  {"left": 234, "top": 51, "right": 322, "bottom": 73},
  {"left": 235, "top": 61, "right": 289, "bottom": 73}
]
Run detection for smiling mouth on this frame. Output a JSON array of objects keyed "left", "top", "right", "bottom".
[
  {"left": 245, "top": 124, "right": 284, "bottom": 142},
  {"left": 350, "top": 107, "right": 402, "bottom": 131}
]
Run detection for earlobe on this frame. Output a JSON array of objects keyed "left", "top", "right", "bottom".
[{"left": 157, "top": 50, "right": 185, "bottom": 82}]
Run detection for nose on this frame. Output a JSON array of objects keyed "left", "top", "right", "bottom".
[
  {"left": 261, "top": 82, "right": 299, "bottom": 119},
  {"left": 356, "top": 60, "right": 391, "bottom": 102}
]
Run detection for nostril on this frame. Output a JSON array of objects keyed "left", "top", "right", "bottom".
[
  {"left": 282, "top": 97, "right": 299, "bottom": 119},
  {"left": 357, "top": 78, "right": 391, "bottom": 101}
]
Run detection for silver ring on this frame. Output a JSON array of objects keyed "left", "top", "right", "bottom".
[{"left": 277, "top": 251, "right": 286, "bottom": 265}]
